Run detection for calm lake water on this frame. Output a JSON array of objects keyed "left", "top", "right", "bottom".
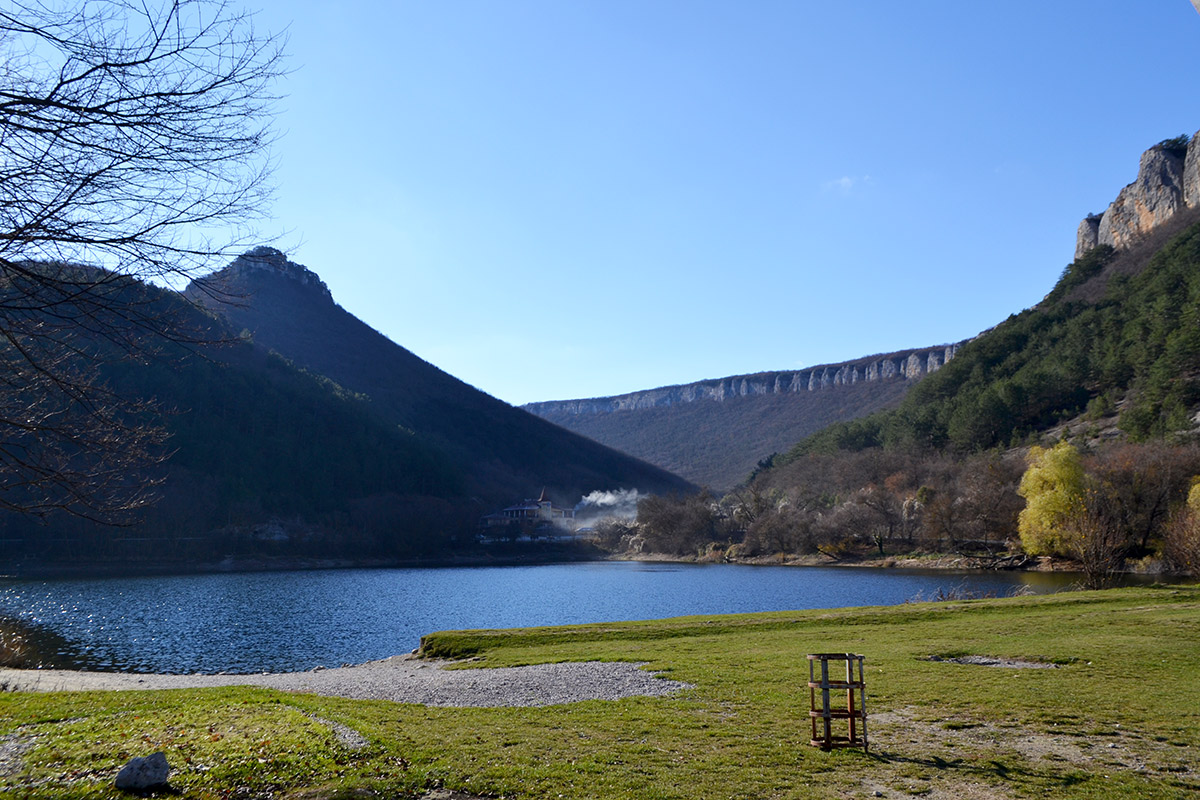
[{"left": 0, "top": 561, "right": 1141, "bottom": 674}]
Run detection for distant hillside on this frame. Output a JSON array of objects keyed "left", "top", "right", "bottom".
[
  {"left": 770, "top": 206, "right": 1200, "bottom": 469},
  {"left": 608, "top": 130, "right": 1200, "bottom": 573},
  {"left": 524, "top": 345, "right": 961, "bottom": 490},
  {"left": 187, "top": 248, "right": 693, "bottom": 507}
]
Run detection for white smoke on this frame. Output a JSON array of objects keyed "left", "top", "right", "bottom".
[{"left": 574, "top": 488, "right": 642, "bottom": 524}]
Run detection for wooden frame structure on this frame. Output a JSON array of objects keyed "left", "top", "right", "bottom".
[{"left": 807, "top": 653, "right": 868, "bottom": 751}]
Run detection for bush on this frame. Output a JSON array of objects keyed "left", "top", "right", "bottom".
[{"left": 1158, "top": 134, "right": 1191, "bottom": 158}]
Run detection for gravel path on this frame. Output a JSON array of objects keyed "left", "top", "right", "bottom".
[{"left": 0, "top": 656, "right": 691, "bottom": 707}]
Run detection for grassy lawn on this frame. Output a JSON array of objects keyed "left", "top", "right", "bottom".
[{"left": 1, "top": 585, "right": 1198, "bottom": 799}]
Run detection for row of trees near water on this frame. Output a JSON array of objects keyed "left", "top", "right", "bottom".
[
  {"left": 601, "top": 211, "right": 1200, "bottom": 587},
  {"left": 601, "top": 440, "right": 1200, "bottom": 587},
  {"left": 1017, "top": 441, "right": 1200, "bottom": 586}
]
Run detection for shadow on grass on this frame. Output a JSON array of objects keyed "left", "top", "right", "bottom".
[{"left": 865, "top": 749, "right": 1097, "bottom": 792}]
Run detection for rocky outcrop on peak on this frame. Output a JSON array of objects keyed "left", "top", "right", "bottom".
[
  {"left": 1076, "top": 130, "right": 1200, "bottom": 259},
  {"left": 214, "top": 246, "right": 333, "bottom": 301},
  {"left": 1076, "top": 214, "right": 1102, "bottom": 257}
]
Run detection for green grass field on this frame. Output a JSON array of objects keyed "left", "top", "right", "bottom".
[{"left": 2, "top": 585, "right": 1198, "bottom": 799}]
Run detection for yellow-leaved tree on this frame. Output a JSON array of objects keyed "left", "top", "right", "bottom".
[
  {"left": 1164, "top": 478, "right": 1200, "bottom": 575},
  {"left": 1017, "top": 441, "right": 1086, "bottom": 557}
]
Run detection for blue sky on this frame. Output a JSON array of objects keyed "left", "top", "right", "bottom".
[{"left": 247, "top": 1, "right": 1200, "bottom": 407}]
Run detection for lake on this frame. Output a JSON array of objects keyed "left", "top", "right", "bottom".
[{"left": 0, "top": 561, "right": 1138, "bottom": 674}]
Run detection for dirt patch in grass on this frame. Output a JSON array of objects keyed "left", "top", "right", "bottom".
[
  {"left": 860, "top": 706, "right": 1198, "bottom": 798},
  {"left": 925, "top": 655, "right": 1060, "bottom": 669},
  {"left": 0, "top": 731, "right": 32, "bottom": 780},
  {"left": 302, "top": 714, "right": 369, "bottom": 751}
]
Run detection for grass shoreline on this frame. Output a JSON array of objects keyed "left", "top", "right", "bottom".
[{"left": 2, "top": 585, "right": 1198, "bottom": 798}]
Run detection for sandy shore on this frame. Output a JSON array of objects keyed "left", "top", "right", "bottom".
[{"left": 0, "top": 655, "right": 690, "bottom": 707}]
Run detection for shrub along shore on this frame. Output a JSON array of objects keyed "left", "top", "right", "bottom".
[{"left": 2, "top": 585, "right": 1198, "bottom": 798}]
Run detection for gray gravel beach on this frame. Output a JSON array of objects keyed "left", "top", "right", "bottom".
[{"left": 0, "top": 656, "right": 691, "bottom": 707}]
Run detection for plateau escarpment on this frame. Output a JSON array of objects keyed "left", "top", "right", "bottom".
[
  {"left": 524, "top": 344, "right": 961, "bottom": 490},
  {"left": 526, "top": 345, "right": 959, "bottom": 418},
  {"left": 1076, "top": 130, "right": 1200, "bottom": 258}
]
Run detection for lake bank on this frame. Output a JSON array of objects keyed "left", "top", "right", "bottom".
[
  {"left": 0, "top": 561, "right": 1118, "bottom": 674},
  {"left": 3, "top": 585, "right": 1197, "bottom": 798},
  {"left": 0, "top": 542, "right": 1145, "bottom": 581},
  {"left": 610, "top": 547, "right": 1182, "bottom": 579}
]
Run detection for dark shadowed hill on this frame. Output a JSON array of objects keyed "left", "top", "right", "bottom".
[
  {"left": 524, "top": 345, "right": 961, "bottom": 491},
  {"left": 0, "top": 275, "right": 476, "bottom": 569},
  {"left": 186, "top": 248, "right": 693, "bottom": 508}
]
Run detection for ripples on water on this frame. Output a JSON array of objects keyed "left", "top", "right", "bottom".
[{"left": 0, "top": 561, "right": 1126, "bottom": 674}]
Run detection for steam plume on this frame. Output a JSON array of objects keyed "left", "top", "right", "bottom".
[{"left": 575, "top": 488, "right": 642, "bottom": 524}]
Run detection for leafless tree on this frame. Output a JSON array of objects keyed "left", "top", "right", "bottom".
[
  {"left": 1085, "top": 443, "right": 1199, "bottom": 552},
  {"left": 1069, "top": 482, "right": 1129, "bottom": 590},
  {"left": 1163, "top": 503, "right": 1200, "bottom": 577},
  {"left": 0, "top": 0, "right": 285, "bottom": 520}
]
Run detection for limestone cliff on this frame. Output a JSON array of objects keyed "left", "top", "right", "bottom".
[
  {"left": 524, "top": 344, "right": 961, "bottom": 490},
  {"left": 525, "top": 344, "right": 960, "bottom": 417},
  {"left": 1076, "top": 130, "right": 1200, "bottom": 259}
]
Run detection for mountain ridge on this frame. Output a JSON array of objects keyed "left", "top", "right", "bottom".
[
  {"left": 523, "top": 342, "right": 964, "bottom": 491},
  {"left": 186, "top": 249, "right": 694, "bottom": 507},
  {"left": 524, "top": 343, "right": 962, "bottom": 417}
]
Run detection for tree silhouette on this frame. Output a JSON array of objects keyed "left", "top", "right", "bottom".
[{"left": 0, "top": 0, "right": 286, "bottom": 520}]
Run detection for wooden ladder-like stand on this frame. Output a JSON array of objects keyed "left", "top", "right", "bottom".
[{"left": 807, "top": 653, "right": 868, "bottom": 751}]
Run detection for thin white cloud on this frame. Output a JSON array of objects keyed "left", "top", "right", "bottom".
[{"left": 821, "top": 175, "right": 872, "bottom": 196}]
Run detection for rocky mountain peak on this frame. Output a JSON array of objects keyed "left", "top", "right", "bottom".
[
  {"left": 217, "top": 246, "right": 333, "bottom": 301},
  {"left": 1076, "top": 129, "right": 1200, "bottom": 259}
]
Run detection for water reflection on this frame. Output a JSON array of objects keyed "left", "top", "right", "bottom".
[{"left": 0, "top": 562, "right": 1164, "bottom": 675}]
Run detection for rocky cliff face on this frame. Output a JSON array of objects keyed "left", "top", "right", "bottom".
[
  {"left": 219, "top": 246, "right": 333, "bottom": 301},
  {"left": 1076, "top": 130, "right": 1200, "bottom": 259},
  {"left": 524, "top": 344, "right": 961, "bottom": 418}
]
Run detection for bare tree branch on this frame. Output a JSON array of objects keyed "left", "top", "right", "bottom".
[{"left": 0, "top": 0, "right": 286, "bottom": 521}]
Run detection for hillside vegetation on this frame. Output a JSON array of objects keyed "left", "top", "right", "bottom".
[
  {"left": 1, "top": 314, "right": 469, "bottom": 567},
  {"left": 607, "top": 214, "right": 1200, "bottom": 580},
  {"left": 783, "top": 208, "right": 1200, "bottom": 459},
  {"left": 1, "top": 253, "right": 692, "bottom": 572},
  {"left": 188, "top": 250, "right": 693, "bottom": 507}
]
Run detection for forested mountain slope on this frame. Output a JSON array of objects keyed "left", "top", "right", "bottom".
[
  {"left": 623, "top": 210, "right": 1200, "bottom": 568},
  {"left": 2, "top": 252, "right": 690, "bottom": 572},
  {"left": 611, "top": 132, "right": 1200, "bottom": 574},
  {"left": 186, "top": 248, "right": 692, "bottom": 506},
  {"left": 770, "top": 206, "right": 1200, "bottom": 467},
  {"left": 1, "top": 285, "right": 469, "bottom": 568}
]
